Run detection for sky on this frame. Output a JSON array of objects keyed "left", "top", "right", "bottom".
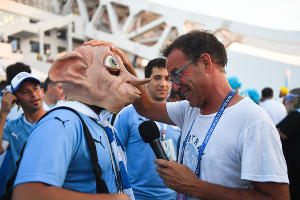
[{"left": 148, "top": 0, "right": 300, "bottom": 31}]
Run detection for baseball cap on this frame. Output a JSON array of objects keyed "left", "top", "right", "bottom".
[{"left": 11, "top": 72, "right": 41, "bottom": 93}]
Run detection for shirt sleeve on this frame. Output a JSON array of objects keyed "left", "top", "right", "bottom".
[
  {"left": 14, "top": 110, "right": 83, "bottom": 187},
  {"left": 2, "top": 120, "right": 14, "bottom": 141},
  {"left": 166, "top": 100, "right": 189, "bottom": 129},
  {"left": 241, "top": 120, "right": 289, "bottom": 183}
]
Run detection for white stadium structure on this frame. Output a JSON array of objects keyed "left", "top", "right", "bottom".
[{"left": 0, "top": 0, "right": 300, "bottom": 97}]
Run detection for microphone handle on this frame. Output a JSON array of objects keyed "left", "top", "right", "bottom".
[{"left": 150, "top": 139, "right": 169, "bottom": 160}]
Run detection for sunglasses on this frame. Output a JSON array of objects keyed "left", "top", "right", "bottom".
[{"left": 171, "top": 60, "right": 193, "bottom": 85}]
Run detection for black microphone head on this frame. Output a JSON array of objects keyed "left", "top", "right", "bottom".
[{"left": 138, "top": 120, "right": 160, "bottom": 143}]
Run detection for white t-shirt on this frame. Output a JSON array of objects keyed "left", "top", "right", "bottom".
[
  {"left": 167, "top": 97, "right": 289, "bottom": 200},
  {"left": 259, "top": 98, "right": 287, "bottom": 125}
]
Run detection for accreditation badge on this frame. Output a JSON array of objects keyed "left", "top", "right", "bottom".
[{"left": 161, "top": 139, "right": 176, "bottom": 161}]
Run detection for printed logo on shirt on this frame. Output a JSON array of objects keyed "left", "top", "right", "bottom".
[
  {"left": 11, "top": 132, "right": 19, "bottom": 139},
  {"left": 94, "top": 136, "right": 105, "bottom": 149},
  {"left": 54, "top": 117, "right": 70, "bottom": 127},
  {"left": 183, "top": 134, "right": 204, "bottom": 171}
]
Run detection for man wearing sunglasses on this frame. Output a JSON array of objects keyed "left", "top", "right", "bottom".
[{"left": 134, "top": 30, "right": 289, "bottom": 200}]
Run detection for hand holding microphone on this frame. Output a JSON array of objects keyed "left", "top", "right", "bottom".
[{"left": 138, "top": 120, "right": 169, "bottom": 160}]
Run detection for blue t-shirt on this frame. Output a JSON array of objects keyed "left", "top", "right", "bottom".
[
  {"left": 14, "top": 108, "right": 118, "bottom": 193},
  {"left": 114, "top": 105, "right": 181, "bottom": 200},
  {"left": 3, "top": 115, "right": 35, "bottom": 181}
]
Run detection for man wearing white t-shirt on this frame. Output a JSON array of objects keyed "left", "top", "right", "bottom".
[
  {"left": 134, "top": 30, "right": 289, "bottom": 199},
  {"left": 259, "top": 87, "right": 287, "bottom": 125}
]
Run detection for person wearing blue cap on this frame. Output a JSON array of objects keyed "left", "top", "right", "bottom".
[
  {"left": 0, "top": 72, "right": 46, "bottom": 193},
  {"left": 0, "top": 62, "right": 32, "bottom": 122}
]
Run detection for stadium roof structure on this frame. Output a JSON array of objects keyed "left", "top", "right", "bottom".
[{"left": 1, "top": 0, "right": 300, "bottom": 66}]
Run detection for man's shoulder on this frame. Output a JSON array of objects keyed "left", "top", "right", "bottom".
[
  {"left": 38, "top": 107, "right": 88, "bottom": 126},
  {"left": 118, "top": 104, "right": 138, "bottom": 117},
  {"left": 5, "top": 114, "right": 24, "bottom": 127},
  {"left": 167, "top": 100, "right": 191, "bottom": 111},
  {"left": 29, "top": 108, "right": 91, "bottom": 141},
  {"left": 229, "top": 98, "right": 267, "bottom": 119}
]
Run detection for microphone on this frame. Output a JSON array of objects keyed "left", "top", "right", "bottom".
[{"left": 138, "top": 120, "right": 169, "bottom": 160}]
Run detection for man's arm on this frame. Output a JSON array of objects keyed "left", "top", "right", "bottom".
[
  {"left": 155, "top": 159, "right": 290, "bottom": 200},
  {"left": 0, "top": 91, "right": 17, "bottom": 154},
  {"left": 133, "top": 85, "right": 174, "bottom": 125},
  {"left": 13, "top": 183, "right": 130, "bottom": 200}
]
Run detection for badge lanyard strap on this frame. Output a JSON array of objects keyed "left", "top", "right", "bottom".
[
  {"left": 179, "top": 90, "right": 237, "bottom": 176},
  {"left": 177, "top": 90, "right": 236, "bottom": 200}
]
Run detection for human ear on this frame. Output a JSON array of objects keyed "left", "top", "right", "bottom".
[{"left": 200, "top": 53, "right": 213, "bottom": 72}]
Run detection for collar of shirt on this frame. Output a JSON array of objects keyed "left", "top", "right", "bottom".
[
  {"left": 56, "top": 100, "right": 100, "bottom": 120},
  {"left": 55, "top": 100, "right": 113, "bottom": 128},
  {"left": 22, "top": 114, "right": 36, "bottom": 126}
]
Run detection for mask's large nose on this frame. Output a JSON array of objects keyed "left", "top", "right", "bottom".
[{"left": 121, "top": 69, "right": 151, "bottom": 86}]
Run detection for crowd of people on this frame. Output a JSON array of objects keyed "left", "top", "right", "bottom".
[
  {"left": 0, "top": 30, "right": 299, "bottom": 200},
  {"left": 227, "top": 76, "right": 300, "bottom": 199}
]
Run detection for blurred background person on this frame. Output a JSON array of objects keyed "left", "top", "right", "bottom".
[
  {"left": 279, "top": 86, "right": 289, "bottom": 105},
  {"left": 42, "top": 76, "right": 65, "bottom": 109},
  {"left": 0, "top": 62, "right": 31, "bottom": 122},
  {"left": 259, "top": 87, "right": 287, "bottom": 125},
  {"left": 114, "top": 58, "right": 181, "bottom": 200},
  {"left": 276, "top": 87, "right": 300, "bottom": 200},
  {"left": 0, "top": 72, "right": 46, "bottom": 196}
]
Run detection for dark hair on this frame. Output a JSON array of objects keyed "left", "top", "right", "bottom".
[
  {"left": 144, "top": 58, "right": 166, "bottom": 78},
  {"left": 261, "top": 87, "right": 273, "bottom": 98},
  {"left": 43, "top": 76, "right": 56, "bottom": 93},
  {"left": 6, "top": 62, "right": 31, "bottom": 84},
  {"left": 162, "top": 30, "right": 227, "bottom": 68}
]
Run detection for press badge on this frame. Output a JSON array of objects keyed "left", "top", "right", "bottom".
[{"left": 161, "top": 139, "right": 176, "bottom": 161}]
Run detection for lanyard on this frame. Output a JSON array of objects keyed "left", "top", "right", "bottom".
[
  {"left": 177, "top": 90, "right": 236, "bottom": 200},
  {"left": 179, "top": 90, "right": 237, "bottom": 177}
]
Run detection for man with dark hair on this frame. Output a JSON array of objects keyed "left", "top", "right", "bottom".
[
  {"left": 43, "top": 77, "right": 65, "bottom": 109},
  {"left": 134, "top": 30, "right": 289, "bottom": 199},
  {"left": 0, "top": 72, "right": 46, "bottom": 193},
  {"left": 261, "top": 87, "right": 273, "bottom": 101},
  {"left": 259, "top": 87, "right": 287, "bottom": 125},
  {"left": 0, "top": 62, "right": 32, "bottom": 122},
  {"left": 114, "top": 58, "right": 181, "bottom": 200}
]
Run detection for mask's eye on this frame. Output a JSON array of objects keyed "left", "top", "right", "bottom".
[{"left": 105, "top": 55, "right": 119, "bottom": 69}]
